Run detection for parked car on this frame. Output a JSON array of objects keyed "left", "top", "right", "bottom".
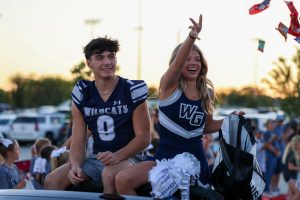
[
  {"left": 0, "top": 103, "right": 12, "bottom": 112},
  {"left": 0, "top": 113, "right": 17, "bottom": 136},
  {"left": 0, "top": 131, "right": 5, "bottom": 139},
  {"left": 0, "top": 190, "right": 152, "bottom": 200},
  {"left": 8, "top": 113, "right": 66, "bottom": 143},
  {"left": 244, "top": 112, "right": 278, "bottom": 131}
]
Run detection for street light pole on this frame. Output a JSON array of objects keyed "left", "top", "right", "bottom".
[
  {"left": 136, "top": 0, "right": 143, "bottom": 80},
  {"left": 251, "top": 38, "right": 260, "bottom": 87},
  {"left": 84, "top": 18, "right": 101, "bottom": 39}
]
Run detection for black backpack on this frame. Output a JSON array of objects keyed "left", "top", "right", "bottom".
[{"left": 211, "top": 114, "right": 265, "bottom": 200}]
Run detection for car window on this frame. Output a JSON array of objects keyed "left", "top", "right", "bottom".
[
  {"left": 0, "top": 119, "right": 10, "bottom": 125},
  {"left": 37, "top": 117, "right": 46, "bottom": 123},
  {"left": 14, "top": 117, "right": 37, "bottom": 123},
  {"left": 50, "top": 117, "right": 63, "bottom": 124}
]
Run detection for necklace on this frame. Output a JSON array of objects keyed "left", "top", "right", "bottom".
[
  {"left": 98, "top": 90, "right": 113, "bottom": 95},
  {"left": 97, "top": 76, "right": 119, "bottom": 96}
]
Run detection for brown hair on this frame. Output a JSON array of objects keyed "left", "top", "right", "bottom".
[
  {"left": 40, "top": 145, "right": 57, "bottom": 161},
  {"left": 167, "top": 43, "right": 215, "bottom": 114},
  {"left": 51, "top": 151, "right": 69, "bottom": 171},
  {"left": 0, "top": 139, "right": 17, "bottom": 159},
  {"left": 33, "top": 138, "right": 51, "bottom": 156}
]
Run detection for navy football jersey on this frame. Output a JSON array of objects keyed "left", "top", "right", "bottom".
[
  {"left": 156, "top": 88, "right": 210, "bottom": 184},
  {"left": 71, "top": 76, "right": 148, "bottom": 154}
]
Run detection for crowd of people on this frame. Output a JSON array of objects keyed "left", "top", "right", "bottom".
[
  {"left": 0, "top": 13, "right": 300, "bottom": 200},
  {"left": 0, "top": 137, "right": 69, "bottom": 190}
]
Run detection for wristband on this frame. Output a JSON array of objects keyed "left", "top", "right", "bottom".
[{"left": 189, "top": 31, "right": 200, "bottom": 40}]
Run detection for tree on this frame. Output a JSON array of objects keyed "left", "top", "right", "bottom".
[
  {"left": 148, "top": 85, "right": 158, "bottom": 98},
  {"left": 262, "top": 48, "right": 300, "bottom": 118},
  {"left": 216, "top": 87, "right": 276, "bottom": 108},
  {"left": 70, "top": 60, "right": 120, "bottom": 84},
  {"left": 9, "top": 74, "right": 72, "bottom": 108},
  {"left": 0, "top": 89, "right": 10, "bottom": 103},
  {"left": 10, "top": 74, "right": 29, "bottom": 108},
  {"left": 70, "top": 61, "right": 93, "bottom": 84}
]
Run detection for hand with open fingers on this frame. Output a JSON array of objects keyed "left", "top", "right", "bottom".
[
  {"left": 96, "top": 151, "right": 121, "bottom": 166},
  {"left": 189, "top": 14, "right": 202, "bottom": 40},
  {"left": 68, "top": 166, "right": 85, "bottom": 185}
]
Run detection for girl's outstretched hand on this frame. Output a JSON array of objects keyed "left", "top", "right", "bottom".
[{"left": 189, "top": 14, "right": 202, "bottom": 36}]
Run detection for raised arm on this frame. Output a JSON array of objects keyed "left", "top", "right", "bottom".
[{"left": 159, "top": 14, "right": 203, "bottom": 99}]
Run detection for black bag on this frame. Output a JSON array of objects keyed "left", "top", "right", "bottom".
[
  {"left": 211, "top": 116, "right": 254, "bottom": 200},
  {"left": 189, "top": 186, "right": 224, "bottom": 200},
  {"left": 136, "top": 183, "right": 224, "bottom": 200}
]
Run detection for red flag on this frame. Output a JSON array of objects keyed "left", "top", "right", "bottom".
[
  {"left": 249, "top": 0, "right": 271, "bottom": 15},
  {"left": 285, "top": 1, "right": 298, "bottom": 16},
  {"left": 285, "top": 1, "right": 300, "bottom": 37}
]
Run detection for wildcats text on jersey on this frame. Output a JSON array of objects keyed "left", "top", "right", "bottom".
[{"left": 84, "top": 104, "right": 128, "bottom": 117}]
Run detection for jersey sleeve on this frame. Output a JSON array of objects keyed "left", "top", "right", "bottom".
[
  {"left": 71, "top": 80, "right": 88, "bottom": 108},
  {"left": 127, "top": 80, "right": 148, "bottom": 107}
]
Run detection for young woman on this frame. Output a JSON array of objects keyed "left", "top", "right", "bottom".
[
  {"left": 115, "top": 14, "right": 231, "bottom": 196},
  {"left": 282, "top": 136, "right": 300, "bottom": 200}
]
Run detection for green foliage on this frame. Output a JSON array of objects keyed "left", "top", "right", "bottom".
[
  {"left": 217, "top": 87, "right": 276, "bottom": 108},
  {"left": 0, "top": 89, "right": 10, "bottom": 103},
  {"left": 262, "top": 48, "right": 300, "bottom": 118},
  {"left": 70, "top": 61, "right": 93, "bottom": 84},
  {"left": 148, "top": 86, "right": 158, "bottom": 98},
  {"left": 70, "top": 60, "right": 122, "bottom": 84},
  {"left": 9, "top": 74, "right": 72, "bottom": 108}
]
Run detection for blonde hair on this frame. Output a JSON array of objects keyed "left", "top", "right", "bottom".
[
  {"left": 33, "top": 138, "right": 51, "bottom": 157},
  {"left": 168, "top": 43, "right": 215, "bottom": 114},
  {"left": 282, "top": 135, "right": 300, "bottom": 165}
]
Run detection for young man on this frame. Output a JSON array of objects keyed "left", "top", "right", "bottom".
[{"left": 44, "top": 37, "right": 151, "bottom": 194}]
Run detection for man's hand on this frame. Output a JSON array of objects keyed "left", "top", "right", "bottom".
[
  {"left": 96, "top": 151, "right": 121, "bottom": 166},
  {"left": 68, "top": 166, "right": 85, "bottom": 185}
]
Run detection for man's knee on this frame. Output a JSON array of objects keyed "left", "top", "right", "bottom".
[
  {"left": 44, "top": 172, "right": 58, "bottom": 189},
  {"left": 44, "top": 163, "right": 71, "bottom": 190},
  {"left": 115, "top": 170, "right": 130, "bottom": 188},
  {"left": 102, "top": 167, "right": 114, "bottom": 182}
]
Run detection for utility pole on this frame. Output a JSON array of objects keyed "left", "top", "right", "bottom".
[
  {"left": 251, "top": 38, "right": 260, "bottom": 87},
  {"left": 250, "top": 37, "right": 261, "bottom": 97},
  {"left": 84, "top": 18, "right": 100, "bottom": 39},
  {"left": 136, "top": 0, "right": 143, "bottom": 80}
]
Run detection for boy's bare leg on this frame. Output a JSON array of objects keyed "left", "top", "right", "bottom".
[{"left": 44, "top": 163, "right": 71, "bottom": 190}]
